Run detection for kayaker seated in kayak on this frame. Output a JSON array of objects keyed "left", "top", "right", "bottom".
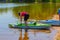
[{"left": 18, "top": 11, "right": 29, "bottom": 26}]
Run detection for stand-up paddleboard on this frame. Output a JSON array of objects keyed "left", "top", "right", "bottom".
[
  {"left": 9, "top": 23, "right": 51, "bottom": 30},
  {"left": 40, "top": 20, "right": 60, "bottom": 26}
]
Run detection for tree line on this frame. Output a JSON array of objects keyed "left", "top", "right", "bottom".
[{"left": 0, "top": 0, "right": 57, "bottom": 3}]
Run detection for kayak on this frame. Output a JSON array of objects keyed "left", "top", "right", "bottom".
[
  {"left": 9, "top": 23, "right": 51, "bottom": 29},
  {"left": 40, "top": 20, "right": 60, "bottom": 26}
]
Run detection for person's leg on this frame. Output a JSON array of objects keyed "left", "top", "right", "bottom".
[
  {"left": 25, "top": 21, "right": 27, "bottom": 26},
  {"left": 24, "top": 14, "right": 29, "bottom": 26}
]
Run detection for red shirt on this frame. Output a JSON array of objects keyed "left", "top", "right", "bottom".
[{"left": 20, "top": 12, "right": 27, "bottom": 16}]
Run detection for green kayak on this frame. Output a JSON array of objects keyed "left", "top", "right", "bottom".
[
  {"left": 16, "top": 23, "right": 51, "bottom": 26},
  {"left": 9, "top": 23, "right": 51, "bottom": 29}
]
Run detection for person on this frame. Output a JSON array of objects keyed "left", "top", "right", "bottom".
[
  {"left": 18, "top": 11, "right": 29, "bottom": 26},
  {"left": 58, "top": 8, "right": 60, "bottom": 20}
]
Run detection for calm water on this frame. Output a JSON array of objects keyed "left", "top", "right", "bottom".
[{"left": 0, "top": 3, "right": 58, "bottom": 40}]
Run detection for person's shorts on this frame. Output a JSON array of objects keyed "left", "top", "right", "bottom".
[{"left": 24, "top": 14, "right": 29, "bottom": 21}]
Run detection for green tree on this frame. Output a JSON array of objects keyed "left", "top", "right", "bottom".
[
  {"left": 52, "top": 0, "right": 56, "bottom": 3},
  {"left": 12, "top": 0, "right": 20, "bottom": 3},
  {"left": 56, "top": 0, "right": 60, "bottom": 3},
  {"left": 24, "top": 0, "right": 35, "bottom": 3},
  {"left": 42, "top": 0, "right": 49, "bottom": 3}
]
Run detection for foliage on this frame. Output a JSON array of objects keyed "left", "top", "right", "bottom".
[
  {"left": 42, "top": 0, "right": 49, "bottom": 3},
  {"left": 0, "top": 0, "right": 60, "bottom": 3}
]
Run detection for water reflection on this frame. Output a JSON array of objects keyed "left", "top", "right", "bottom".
[
  {"left": 23, "top": 29, "right": 29, "bottom": 40},
  {"left": 0, "top": 8, "right": 8, "bottom": 14},
  {"left": 0, "top": 3, "right": 57, "bottom": 20},
  {"left": 19, "top": 29, "right": 23, "bottom": 40},
  {"left": 12, "top": 3, "right": 57, "bottom": 20},
  {"left": 19, "top": 29, "right": 29, "bottom": 40},
  {"left": 18, "top": 29, "right": 57, "bottom": 40}
]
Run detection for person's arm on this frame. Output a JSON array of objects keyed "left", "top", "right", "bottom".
[{"left": 20, "top": 13, "right": 22, "bottom": 25}]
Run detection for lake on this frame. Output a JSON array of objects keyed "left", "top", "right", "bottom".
[{"left": 0, "top": 3, "right": 59, "bottom": 40}]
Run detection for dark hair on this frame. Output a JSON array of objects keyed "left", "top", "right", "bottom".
[{"left": 18, "top": 12, "right": 20, "bottom": 16}]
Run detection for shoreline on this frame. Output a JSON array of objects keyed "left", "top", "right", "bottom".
[{"left": 52, "top": 14, "right": 60, "bottom": 40}]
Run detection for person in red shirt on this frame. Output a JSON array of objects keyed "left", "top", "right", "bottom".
[{"left": 18, "top": 11, "right": 29, "bottom": 26}]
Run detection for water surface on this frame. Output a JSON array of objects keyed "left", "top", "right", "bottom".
[{"left": 0, "top": 3, "right": 58, "bottom": 40}]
